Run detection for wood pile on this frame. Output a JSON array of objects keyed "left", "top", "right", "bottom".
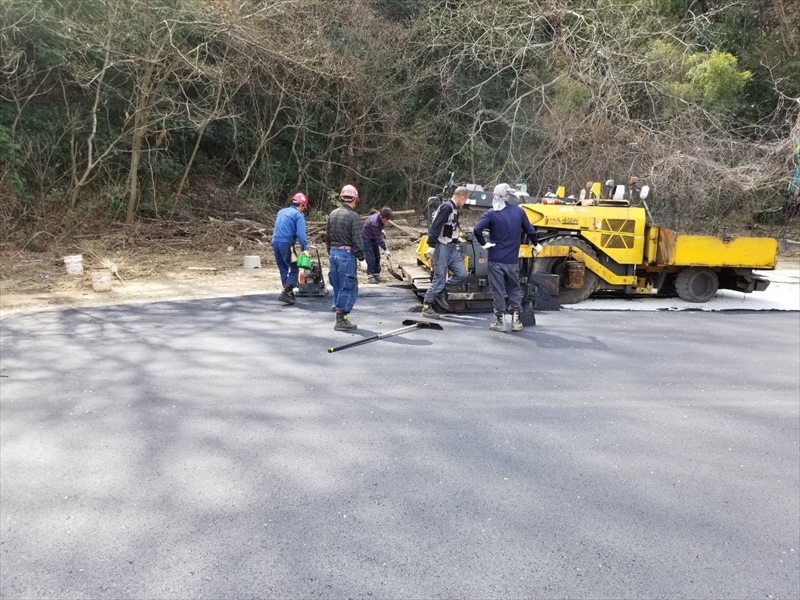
[
  {"left": 231, "top": 218, "right": 270, "bottom": 243},
  {"left": 305, "top": 209, "right": 424, "bottom": 245},
  {"left": 305, "top": 221, "right": 327, "bottom": 243},
  {"left": 224, "top": 209, "right": 425, "bottom": 247}
]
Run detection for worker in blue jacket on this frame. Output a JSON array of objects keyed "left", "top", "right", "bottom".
[
  {"left": 473, "top": 183, "right": 543, "bottom": 332},
  {"left": 272, "top": 192, "right": 309, "bottom": 305}
]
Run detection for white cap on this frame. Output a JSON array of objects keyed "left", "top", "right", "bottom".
[{"left": 493, "top": 183, "right": 518, "bottom": 199}]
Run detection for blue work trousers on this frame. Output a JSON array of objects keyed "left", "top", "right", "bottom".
[
  {"left": 423, "top": 243, "right": 467, "bottom": 303},
  {"left": 328, "top": 248, "right": 359, "bottom": 314},
  {"left": 272, "top": 241, "right": 298, "bottom": 287}
]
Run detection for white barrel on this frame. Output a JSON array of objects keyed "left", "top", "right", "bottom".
[
  {"left": 63, "top": 255, "right": 84, "bottom": 276},
  {"left": 91, "top": 269, "right": 112, "bottom": 292},
  {"left": 243, "top": 255, "right": 261, "bottom": 268}
]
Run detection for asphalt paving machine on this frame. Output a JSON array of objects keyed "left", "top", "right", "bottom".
[{"left": 401, "top": 177, "right": 778, "bottom": 311}]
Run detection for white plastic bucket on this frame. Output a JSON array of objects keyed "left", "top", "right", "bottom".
[
  {"left": 243, "top": 255, "right": 261, "bottom": 268},
  {"left": 91, "top": 269, "right": 112, "bottom": 292},
  {"left": 63, "top": 254, "right": 84, "bottom": 276}
]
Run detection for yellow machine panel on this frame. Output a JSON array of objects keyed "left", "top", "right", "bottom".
[
  {"left": 521, "top": 204, "right": 647, "bottom": 266},
  {"left": 654, "top": 230, "right": 778, "bottom": 268}
]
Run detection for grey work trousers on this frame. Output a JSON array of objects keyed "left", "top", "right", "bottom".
[
  {"left": 423, "top": 243, "right": 467, "bottom": 303},
  {"left": 487, "top": 261, "right": 522, "bottom": 314}
]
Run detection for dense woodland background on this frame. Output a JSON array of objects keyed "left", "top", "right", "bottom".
[{"left": 1, "top": 0, "right": 799, "bottom": 241}]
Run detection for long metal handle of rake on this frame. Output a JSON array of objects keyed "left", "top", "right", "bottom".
[
  {"left": 520, "top": 252, "right": 538, "bottom": 326},
  {"left": 522, "top": 252, "right": 536, "bottom": 302},
  {"left": 328, "top": 323, "right": 421, "bottom": 353}
]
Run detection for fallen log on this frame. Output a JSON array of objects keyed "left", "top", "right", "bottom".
[{"left": 387, "top": 219, "right": 420, "bottom": 237}]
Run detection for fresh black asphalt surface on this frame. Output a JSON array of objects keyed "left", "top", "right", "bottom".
[{"left": 1, "top": 286, "right": 799, "bottom": 599}]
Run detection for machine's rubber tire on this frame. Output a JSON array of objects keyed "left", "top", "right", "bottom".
[
  {"left": 675, "top": 267, "right": 718, "bottom": 303},
  {"left": 534, "top": 235, "right": 600, "bottom": 304}
]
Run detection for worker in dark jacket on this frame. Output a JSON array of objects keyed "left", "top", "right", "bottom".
[
  {"left": 272, "top": 192, "right": 309, "bottom": 305},
  {"left": 326, "top": 185, "right": 367, "bottom": 331},
  {"left": 473, "top": 183, "right": 542, "bottom": 332},
  {"left": 421, "top": 187, "right": 469, "bottom": 318},
  {"left": 362, "top": 207, "right": 393, "bottom": 283}
]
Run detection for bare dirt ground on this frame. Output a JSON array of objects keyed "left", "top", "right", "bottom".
[
  {"left": 0, "top": 220, "right": 422, "bottom": 317},
  {"left": 2, "top": 217, "right": 797, "bottom": 318}
]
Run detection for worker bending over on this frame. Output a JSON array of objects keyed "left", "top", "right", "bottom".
[{"left": 362, "top": 207, "right": 394, "bottom": 283}]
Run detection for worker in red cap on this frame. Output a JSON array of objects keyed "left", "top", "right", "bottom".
[
  {"left": 326, "top": 185, "right": 367, "bottom": 330},
  {"left": 272, "top": 192, "right": 309, "bottom": 305}
]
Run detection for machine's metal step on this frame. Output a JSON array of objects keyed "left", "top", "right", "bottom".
[
  {"left": 399, "top": 264, "right": 430, "bottom": 290},
  {"left": 400, "top": 263, "right": 495, "bottom": 311},
  {"left": 446, "top": 291, "right": 494, "bottom": 301}
]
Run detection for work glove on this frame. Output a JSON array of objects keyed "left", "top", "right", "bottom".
[
  {"left": 533, "top": 243, "right": 543, "bottom": 255},
  {"left": 300, "top": 250, "right": 308, "bottom": 256},
  {"left": 481, "top": 242, "right": 496, "bottom": 250},
  {"left": 424, "top": 247, "right": 434, "bottom": 258},
  {"left": 358, "top": 260, "right": 368, "bottom": 272},
  {"left": 384, "top": 249, "right": 391, "bottom": 256}
]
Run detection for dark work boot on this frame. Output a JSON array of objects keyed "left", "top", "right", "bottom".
[
  {"left": 511, "top": 311, "right": 523, "bottom": 332},
  {"left": 334, "top": 311, "right": 357, "bottom": 331},
  {"left": 278, "top": 286, "right": 294, "bottom": 304},
  {"left": 421, "top": 303, "right": 440, "bottom": 319},
  {"left": 489, "top": 313, "right": 506, "bottom": 333}
]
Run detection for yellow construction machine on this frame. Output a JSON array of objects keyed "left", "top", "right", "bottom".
[{"left": 401, "top": 178, "right": 778, "bottom": 310}]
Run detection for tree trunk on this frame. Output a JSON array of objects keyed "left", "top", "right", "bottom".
[
  {"left": 124, "top": 29, "right": 170, "bottom": 224},
  {"left": 174, "top": 83, "right": 224, "bottom": 203},
  {"left": 125, "top": 121, "right": 145, "bottom": 224}
]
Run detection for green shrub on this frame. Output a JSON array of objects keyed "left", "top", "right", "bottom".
[{"left": 686, "top": 51, "right": 752, "bottom": 109}]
